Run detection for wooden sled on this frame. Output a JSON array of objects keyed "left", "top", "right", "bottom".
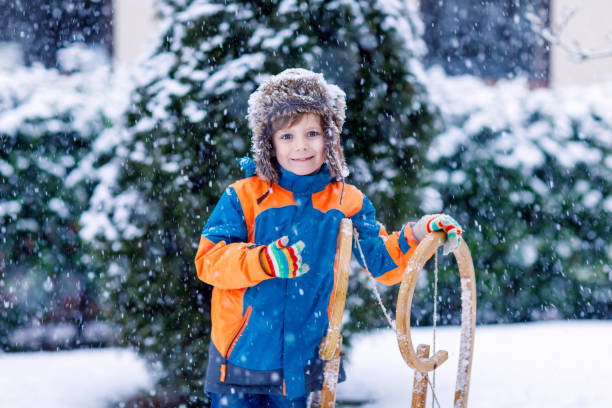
[
  {"left": 314, "top": 225, "right": 477, "bottom": 408},
  {"left": 313, "top": 218, "right": 353, "bottom": 408},
  {"left": 396, "top": 232, "right": 477, "bottom": 408}
]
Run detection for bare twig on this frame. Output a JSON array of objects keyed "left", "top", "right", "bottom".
[{"left": 525, "top": 5, "right": 612, "bottom": 61}]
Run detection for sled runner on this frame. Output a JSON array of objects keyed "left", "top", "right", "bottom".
[
  {"left": 315, "top": 223, "right": 476, "bottom": 408},
  {"left": 318, "top": 218, "right": 353, "bottom": 407},
  {"left": 396, "top": 232, "right": 476, "bottom": 408}
]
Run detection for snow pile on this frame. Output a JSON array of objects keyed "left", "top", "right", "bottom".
[
  {"left": 1, "top": 321, "right": 610, "bottom": 408},
  {"left": 0, "top": 348, "right": 155, "bottom": 408},
  {"left": 338, "top": 320, "right": 612, "bottom": 407}
]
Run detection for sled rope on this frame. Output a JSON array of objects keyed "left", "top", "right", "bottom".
[
  {"left": 353, "top": 227, "right": 396, "bottom": 331},
  {"left": 425, "top": 375, "right": 442, "bottom": 408},
  {"left": 409, "top": 249, "right": 442, "bottom": 408},
  {"left": 432, "top": 249, "right": 439, "bottom": 408},
  {"left": 354, "top": 227, "right": 442, "bottom": 408}
]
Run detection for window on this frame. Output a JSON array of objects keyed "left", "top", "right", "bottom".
[
  {"left": 421, "top": 0, "right": 550, "bottom": 86},
  {"left": 0, "top": 0, "right": 113, "bottom": 68}
]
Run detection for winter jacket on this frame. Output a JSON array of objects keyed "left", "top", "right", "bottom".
[{"left": 195, "top": 157, "right": 419, "bottom": 398}]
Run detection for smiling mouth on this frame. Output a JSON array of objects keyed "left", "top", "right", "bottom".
[{"left": 291, "top": 156, "right": 314, "bottom": 162}]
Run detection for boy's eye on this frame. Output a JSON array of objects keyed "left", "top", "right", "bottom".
[
  {"left": 280, "top": 134, "right": 292, "bottom": 140},
  {"left": 307, "top": 131, "right": 319, "bottom": 137}
]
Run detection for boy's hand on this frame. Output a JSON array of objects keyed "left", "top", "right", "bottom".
[
  {"left": 413, "top": 214, "right": 463, "bottom": 255},
  {"left": 260, "top": 236, "right": 310, "bottom": 278}
]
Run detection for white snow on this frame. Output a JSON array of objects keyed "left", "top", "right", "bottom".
[
  {"left": 0, "top": 200, "right": 21, "bottom": 218},
  {"left": 176, "top": 2, "right": 224, "bottom": 22},
  {"left": 0, "top": 348, "right": 155, "bottom": 408},
  {"left": 203, "top": 53, "right": 266, "bottom": 95},
  {"left": 338, "top": 320, "right": 612, "bottom": 407},
  {"left": 1, "top": 321, "right": 610, "bottom": 408}
]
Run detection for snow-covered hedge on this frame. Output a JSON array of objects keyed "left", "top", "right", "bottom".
[
  {"left": 414, "top": 67, "right": 612, "bottom": 322},
  {"left": 0, "top": 62, "right": 130, "bottom": 347}
]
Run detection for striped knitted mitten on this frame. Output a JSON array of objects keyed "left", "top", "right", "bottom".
[
  {"left": 413, "top": 214, "right": 463, "bottom": 255},
  {"left": 260, "top": 236, "right": 309, "bottom": 278}
]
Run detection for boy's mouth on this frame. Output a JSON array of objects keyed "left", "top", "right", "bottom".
[{"left": 291, "top": 156, "right": 314, "bottom": 162}]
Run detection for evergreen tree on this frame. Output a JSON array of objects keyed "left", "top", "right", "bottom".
[{"left": 88, "top": 1, "right": 435, "bottom": 405}]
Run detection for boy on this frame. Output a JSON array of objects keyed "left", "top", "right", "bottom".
[{"left": 195, "top": 68, "right": 462, "bottom": 407}]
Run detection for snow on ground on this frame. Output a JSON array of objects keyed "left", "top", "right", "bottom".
[
  {"left": 338, "top": 320, "right": 612, "bottom": 407},
  {"left": 0, "top": 321, "right": 610, "bottom": 407},
  {"left": 0, "top": 348, "right": 154, "bottom": 408}
]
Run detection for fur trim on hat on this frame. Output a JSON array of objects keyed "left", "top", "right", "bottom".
[{"left": 248, "top": 68, "right": 349, "bottom": 183}]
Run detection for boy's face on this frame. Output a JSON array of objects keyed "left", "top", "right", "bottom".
[{"left": 272, "top": 113, "right": 326, "bottom": 176}]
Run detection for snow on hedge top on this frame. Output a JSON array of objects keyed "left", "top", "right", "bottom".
[
  {"left": 422, "top": 67, "right": 612, "bottom": 172},
  {"left": 0, "top": 64, "right": 129, "bottom": 138}
]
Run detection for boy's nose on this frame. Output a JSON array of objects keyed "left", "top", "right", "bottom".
[{"left": 294, "top": 136, "right": 308, "bottom": 150}]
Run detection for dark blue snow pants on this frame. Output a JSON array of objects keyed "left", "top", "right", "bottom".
[{"left": 209, "top": 392, "right": 307, "bottom": 408}]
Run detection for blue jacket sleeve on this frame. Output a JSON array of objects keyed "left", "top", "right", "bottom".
[
  {"left": 194, "top": 186, "right": 271, "bottom": 289},
  {"left": 201, "top": 186, "right": 248, "bottom": 244},
  {"left": 350, "top": 195, "right": 419, "bottom": 285}
]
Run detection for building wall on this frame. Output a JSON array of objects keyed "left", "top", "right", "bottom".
[
  {"left": 113, "top": 0, "right": 158, "bottom": 66},
  {"left": 550, "top": 0, "right": 612, "bottom": 87}
]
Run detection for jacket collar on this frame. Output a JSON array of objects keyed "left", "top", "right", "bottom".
[
  {"left": 239, "top": 156, "right": 331, "bottom": 195},
  {"left": 277, "top": 162, "right": 331, "bottom": 195}
]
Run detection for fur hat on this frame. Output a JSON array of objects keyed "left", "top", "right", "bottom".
[{"left": 247, "top": 68, "right": 349, "bottom": 183}]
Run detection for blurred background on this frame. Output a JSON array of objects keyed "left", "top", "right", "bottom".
[{"left": 1, "top": 1, "right": 610, "bottom": 407}]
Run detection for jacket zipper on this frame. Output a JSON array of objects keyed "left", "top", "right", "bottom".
[{"left": 220, "top": 305, "right": 252, "bottom": 382}]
